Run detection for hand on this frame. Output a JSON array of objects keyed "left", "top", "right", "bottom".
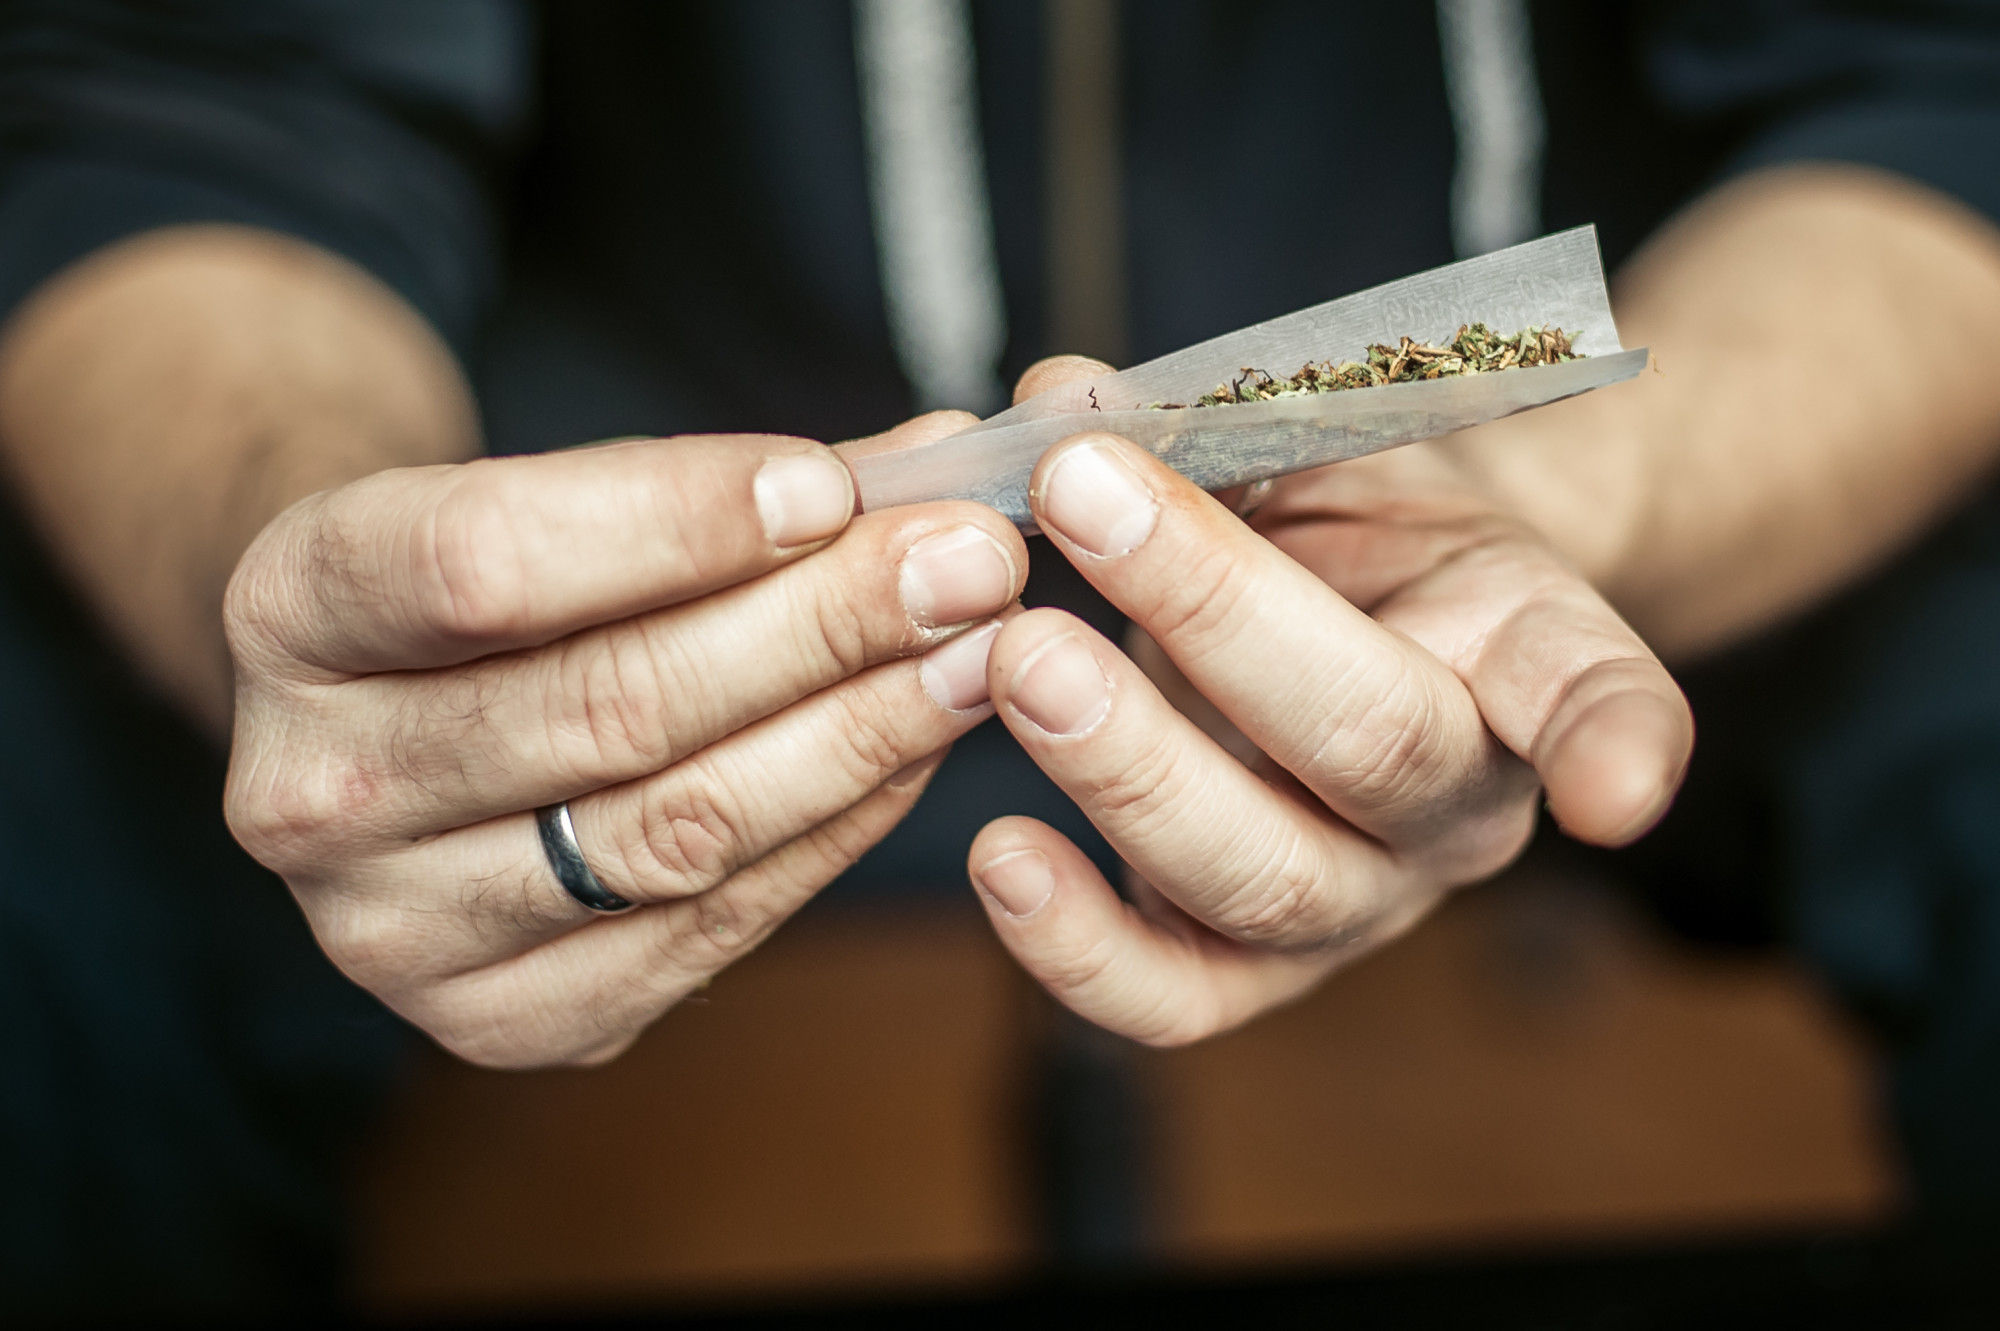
[
  {"left": 965, "top": 362, "right": 1692, "bottom": 1045},
  {"left": 224, "top": 416, "right": 1026, "bottom": 1067}
]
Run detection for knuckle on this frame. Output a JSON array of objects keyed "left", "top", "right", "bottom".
[
  {"left": 829, "top": 683, "right": 917, "bottom": 782},
  {"left": 1074, "top": 725, "right": 1185, "bottom": 826},
  {"left": 552, "top": 629, "right": 682, "bottom": 774},
  {"left": 410, "top": 466, "right": 537, "bottom": 643},
  {"left": 224, "top": 746, "right": 383, "bottom": 871},
  {"left": 624, "top": 782, "right": 746, "bottom": 898},
  {"left": 1040, "top": 929, "right": 1126, "bottom": 1001},
  {"left": 223, "top": 497, "right": 329, "bottom": 668},
  {"left": 628, "top": 451, "right": 753, "bottom": 588},
  {"left": 1033, "top": 933, "right": 1219, "bottom": 1048},
  {"left": 801, "top": 574, "right": 875, "bottom": 676},
  {"left": 685, "top": 892, "right": 769, "bottom": 968},
  {"left": 1304, "top": 671, "right": 1459, "bottom": 809},
  {"left": 638, "top": 890, "right": 769, "bottom": 983},
  {"left": 1216, "top": 828, "right": 1352, "bottom": 948},
  {"left": 300, "top": 491, "right": 383, "bottom": 635},
  {"left": 1140, "top": 541, "right": 1256, "bottom": 650},
  {"left": 220, "top": 538, "right": 283, "bottom": 658}
]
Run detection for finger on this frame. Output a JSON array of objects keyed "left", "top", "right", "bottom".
[
  {"left": 1007, "top": 355, "right": 1251, "bottom": 509},
  {"left": 847, "top": 409, "right": 982, "bottom": 449},
  {"left": 986, "top": 606, "right": 1447, "bottom": 947},
  {"left": 967, "top": 817, "right": 1341, "bottom": 1046},
  {"left": 243, "top": 502, "right": 1026, "bottom": 845},
  {"left": 232, "top": 420, "right": 947, "bottom": 676},
  {"left": 1012, "top": 355, "right": 1115, "bottom": 405},
  {"left": 303, "top": 620, "right": 1004, "bottom": 974},
  {"left": 1267, "top": 516, "right": 1692, "bottom": 846},
  {"left": 830, "top": 408, "right": 981, "bottom": 468},
  {"left": 1027, "top": 432, "right": 1528, "bottom": 863},
  {"left": 406, "top": 755, "right": 945, "bottom": 1068},
  {"left": 566, "top": 618, "right": 1003, "bottom": 906}
]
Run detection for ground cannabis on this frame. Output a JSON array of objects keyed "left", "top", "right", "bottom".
[{"left": 1157, "top": 323, "right": 1583, "bottom": 409}]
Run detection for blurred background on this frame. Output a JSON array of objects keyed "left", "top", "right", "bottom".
[{"left": 347, "top": 846, "right": 1901, "bottom": 1320}]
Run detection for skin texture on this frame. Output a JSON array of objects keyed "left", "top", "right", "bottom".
[
  {"left": 0, "top": 225, "right": 1030, "bottom": 1067},
  {"left": 966, "top": 167, "right": 2000, "bottom": 1045},
  {"left": 2, "top": 168, "right": 1997, "bottom": 1061},
  {"left": 1458, "top": 166, "right": 2000, "bottom": 659}
]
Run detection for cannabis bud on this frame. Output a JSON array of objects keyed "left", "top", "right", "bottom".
[{"left": 1154, "top": 323, "right": 1583, "bottom": 409}]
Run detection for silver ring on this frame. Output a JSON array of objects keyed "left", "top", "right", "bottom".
[
  {"left": 1234, "top": 478, "right": 1275, "bottom": 519},
  {"left": 534, "top": 802, "right": 633, "bottom": 913}
]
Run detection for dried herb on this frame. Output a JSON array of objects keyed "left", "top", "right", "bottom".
[{"left": 1154, "top": 323, "right": 1584, "bottom": 409}]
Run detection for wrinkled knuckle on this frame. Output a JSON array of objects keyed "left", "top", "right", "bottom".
[
  {"left": 805, "top": 579, "right": 875, "bottom": 675},
  {"left": 832, "top": 687, "right": 913, "bottom": 782},
  {"left": 1224, "top": 875, "right": 1318, "bottom": 947},
  {"left": 221, "top": 539, "right": 284, "bottom": 656},
  {"left": 412, "top": 472, "right": 536, "bottom": 643},
  {"left": 561, "top": 634, "right": 677, "bottom": 772},
  {"left": 1042, "top": 931, "right": 1124, "bottom": 1000},
  {"left": 224, "top": 504, "right": 332, "bottom": 667},
  {"left": 1037, "top": 938, "right": 1213, "bottom": 1048},
  {"left": 1221, "top": 835, "right": 1345, "bottom": 947},
  {"left": 1142, "top": 543, "right": 1254, "bottom": 648},
  {"left": 1348, "top": 716, "right": 1442, "bottom": 806},
  {"left": 629, "top": 785, "right": 743, "bottom": 898},
  {"left": 1075, "top": 728, "right": 1182, "bottom": 824},
  {"left": 297, "top": 492, "right": 383, "bottom": 628},
  {"left": 224, "top": 751, "right": 380, "bottom": 870},
  {"left": 644, "top": 893, "right": 766, "bottom": 980},
  {"left": 1309, "top": 677, "right": 1454, "bottom": 809}
]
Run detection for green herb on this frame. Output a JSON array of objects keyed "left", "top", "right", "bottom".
[{"left": 1154, "top": 323, "right": 1583, "bottom": 409}]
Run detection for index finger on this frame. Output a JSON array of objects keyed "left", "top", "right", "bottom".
[
  {"left": 228, "top": 412, "right": 972, "bottom": 677},
  {"left": 1026, "top": 432, "right": 1509, "bottom": 856}
]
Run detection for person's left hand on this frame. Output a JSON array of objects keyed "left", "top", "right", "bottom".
[{"left": 964, "top": 361, "right": 1693, "bottom": 1045}]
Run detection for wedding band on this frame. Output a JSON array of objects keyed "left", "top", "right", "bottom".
[
  {"left": 1234, "top": 478, "right": 1275, "bottom": 518},
  {"left": 535, "top": 801, "right": 633, "bottom": 913}
]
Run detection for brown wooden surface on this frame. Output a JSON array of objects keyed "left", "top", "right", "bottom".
[
  {"left": 349, "top": 875, "right": 1900, "bottom": 1318},
  {"left": 1144, "top": 873, "right": 1901, "bottom": 1265},
  {"left": 349, "top": 904, "right": 1042, "bottom": 1316}
]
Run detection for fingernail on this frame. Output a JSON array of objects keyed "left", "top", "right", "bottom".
[
  {"left": 755, "top": 453, "right": 854, "bottom": 546},
  {"left": 1037, "top": 440, "right": 1158, "bottom": 557},
  {"left": 920, "top": 620, "right": 1002, "bottom": 712},
  {"left": 977, "top": 849, "right": 1055, "bottom": 918},
  {"left": 900, "top": 526, "right": 1016, "bottom": 627},
  {"left": 1010, "top": 634, "right": 1110, "bottom": 735}
]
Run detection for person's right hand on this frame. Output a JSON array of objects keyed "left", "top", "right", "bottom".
[{"left": 222, "top": 417, "right": 1026, "bottom": 1067}]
